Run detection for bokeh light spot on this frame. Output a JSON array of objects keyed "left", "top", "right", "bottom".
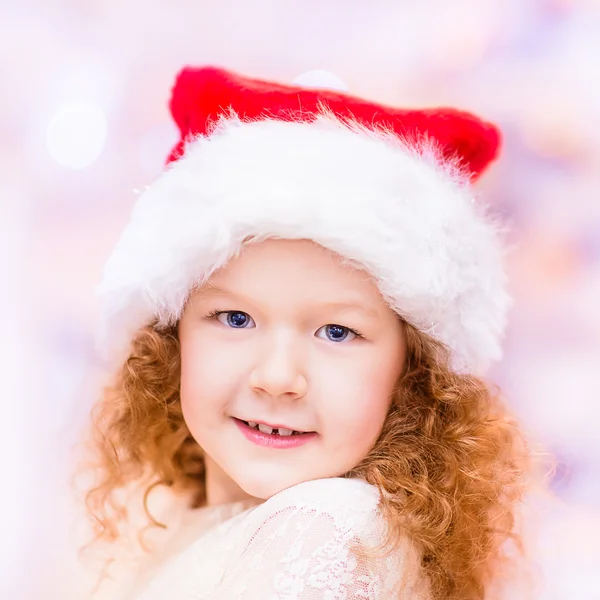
[
  {"left": 292, "top": 69, "right": 349, "bottom": 92},
  {"left": 46, "top": 102, "right": 107, "bottom": 169}
]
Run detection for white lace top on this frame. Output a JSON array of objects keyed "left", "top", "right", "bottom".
[{"left": 120, "top": 477, "right": 430, "bottom": 600}]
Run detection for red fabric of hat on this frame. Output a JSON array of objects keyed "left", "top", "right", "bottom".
[{"left": 167, "top": 66, "right": 500, "bottom": 181}]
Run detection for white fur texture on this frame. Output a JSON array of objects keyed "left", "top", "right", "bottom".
[{"left": 98, "top": 113, "right": 510, "bottom": 374}]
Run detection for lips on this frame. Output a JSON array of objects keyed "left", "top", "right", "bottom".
[{"left": 233, "top": 418, "right": 318, "bottom": 449}]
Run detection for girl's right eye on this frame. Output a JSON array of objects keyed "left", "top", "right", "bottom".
[{"left": 214, "top": 311, "right": 256, "bottom": 329}]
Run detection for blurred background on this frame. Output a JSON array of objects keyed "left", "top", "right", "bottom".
[{"left": 1, "top": 0, "right": 599, "bottom": 598}]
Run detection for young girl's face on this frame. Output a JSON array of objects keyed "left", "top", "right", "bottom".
[{"left": 178, "top": 239, "right": 406, "bottom": 503}]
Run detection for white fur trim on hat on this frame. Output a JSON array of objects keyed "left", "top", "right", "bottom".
[{"left": 97, "top": 112, "right": 510, "bottom": 374}]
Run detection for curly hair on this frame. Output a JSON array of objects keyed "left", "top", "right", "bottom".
[{"left": 83, "top": 320, "right": 531, "bottom": 600}]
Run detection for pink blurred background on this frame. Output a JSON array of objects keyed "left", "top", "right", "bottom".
[{"left": 1, "top": 1, "right": 599, "bottom": 598}]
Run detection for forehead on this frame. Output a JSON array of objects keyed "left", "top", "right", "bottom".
[{"left": 205, "top": 238, "right": 387, "bottom": 308}]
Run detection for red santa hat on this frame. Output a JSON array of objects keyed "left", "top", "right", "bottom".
[{"left": 98, "top": 66, "right": 509, "bottom": 374}]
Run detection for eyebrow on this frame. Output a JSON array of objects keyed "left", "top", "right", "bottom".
[
  {"left": 317, "top": 301, "right": 382, "bottom": 320},
  {"left": 198, "top": 285, "right": 239, "bottom": 298},
  {"left": 197, "top": 286, "right": 382, "bottom": 320}
]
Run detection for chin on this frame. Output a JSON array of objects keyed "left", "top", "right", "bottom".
[{"left": 234, "top": 468, "right": 311, "bottom": 500}]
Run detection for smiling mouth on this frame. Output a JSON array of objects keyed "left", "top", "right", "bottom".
[{"left": 239, "top": 420, "right": 311, "bottom": 437}]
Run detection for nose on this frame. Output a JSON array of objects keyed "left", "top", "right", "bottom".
[{"left": 249, "top": 334, "right": 308, "bottom": 400}]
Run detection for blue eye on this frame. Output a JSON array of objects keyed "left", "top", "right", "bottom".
[
  {"left": 315, "top": 324, "right": 359, "bottom": 343},
  {"left": 216, "top": 311, "right": 255, "bottom": 329}
]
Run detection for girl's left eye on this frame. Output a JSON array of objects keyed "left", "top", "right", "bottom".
[
  {"left": 214, "top": 311, "right": 256, "bottom": 329},
  {"left": 315, "top": 324, "right": 362, "bottom": 343}
]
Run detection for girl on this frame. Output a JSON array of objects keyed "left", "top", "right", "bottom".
[{"left": 83, "top": 66, "right": 531, "bottom": 600}]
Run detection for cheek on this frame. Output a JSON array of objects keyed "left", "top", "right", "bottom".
[
  {"left": 179, "top": 335, "right": 235, "bottom": 423},
  {"left": 334, "top": 380, "right": 391, "bottom": 442},
  {"left": 319, "top": 352, "right": 400, "bottom": 447}
]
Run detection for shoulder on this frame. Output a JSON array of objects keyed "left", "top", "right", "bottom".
[
  {"left": 260, "top": 476, "right": 381, "bottom": 520},
  {"left": 221, "top": 478, "right": 429, "bottom": 599},
  {"left": 236, "top": 477, "right": 385, "bottom": 555},
  {"left": 273, "top": 475, "right": 380, "bottom": 504},
  {"left": 242, "top": 477, "right": 382, "bottom": 540}
]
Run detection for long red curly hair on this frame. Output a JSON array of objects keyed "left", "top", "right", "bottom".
[{"left": 83, "top": 319, "right": 532, "bottom": 600}]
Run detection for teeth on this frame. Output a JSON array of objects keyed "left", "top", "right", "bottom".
[
  {"left": 258, "top": 423, "right": 273, "bottom": 434},
  {"left": 246, "top": 421, "right": 305, "bottom": 436}
]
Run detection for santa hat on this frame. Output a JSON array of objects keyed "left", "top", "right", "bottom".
[{"left": 98, "top": 66, "right": 509, "bottom": 374}]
